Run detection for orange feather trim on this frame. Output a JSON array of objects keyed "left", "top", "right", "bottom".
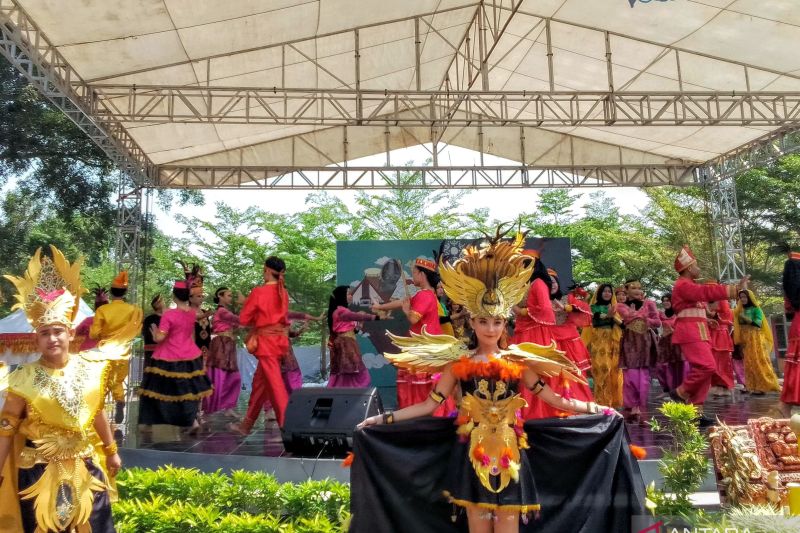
[
  {"left": 341, "top": 452, "right": 355, "bottom": 467},
  {"left": 451, "top": 356, "right": 525, "bottom": 381},
  {"left": 628, "top": 445, "right": 647, "bottom": 460}
]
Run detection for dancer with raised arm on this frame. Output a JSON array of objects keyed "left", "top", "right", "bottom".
[{"left": 358, "top": 229, "right": 613, "bottom": 532}]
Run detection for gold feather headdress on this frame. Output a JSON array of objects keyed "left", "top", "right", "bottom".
[
  {"left": 439, "top": 225, "right": 532, "bottom": 318},
  {"left": 3, "top": 246, "right": 85, "bottom": 330}
]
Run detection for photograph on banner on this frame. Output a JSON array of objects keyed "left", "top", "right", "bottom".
[{"left": 336, "top": 237, "right": 573, "bottom": 408}]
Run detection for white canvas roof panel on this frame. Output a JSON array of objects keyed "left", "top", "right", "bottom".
[{"left": 3, "top": 0, "right": 800, "bottom": 188}]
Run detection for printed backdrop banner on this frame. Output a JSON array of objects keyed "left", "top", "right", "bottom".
[{"left": 335, "top": 238, "right": 572, "bottom": 408}]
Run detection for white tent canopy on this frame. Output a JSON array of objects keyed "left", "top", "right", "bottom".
[
  {"left": 3, "top": 0, "right": 800, "bottom": 188},
  {"left": 0, "top": 298, "right": 94, "bottom": 334}
]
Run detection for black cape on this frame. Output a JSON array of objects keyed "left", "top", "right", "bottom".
[{"left": 350, "top": 415, "right": 646, "bottom": 533}]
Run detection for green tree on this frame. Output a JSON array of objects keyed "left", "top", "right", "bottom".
[
  {"left": 519, "top": 190, "right": 674, "bottom": 292},
  {"left": 735, "top": 155, "right": 800, "bottom": 295},
  {"left": 353, "top": 166, "right": 489, "bottom": 239}
]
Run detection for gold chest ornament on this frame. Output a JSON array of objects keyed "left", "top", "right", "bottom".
[{"left": 458, "top": 379, "right": 528, "bottom": 493}]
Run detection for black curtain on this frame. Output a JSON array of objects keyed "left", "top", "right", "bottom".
[{"left": 350, "top": 415, "right": 646, "bottom": 533}]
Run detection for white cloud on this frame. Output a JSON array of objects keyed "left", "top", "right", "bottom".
[{"left": 362, "top": 352, "right": 390, "bottom": 369}]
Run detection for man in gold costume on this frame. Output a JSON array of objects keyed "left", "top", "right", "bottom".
[
  {"left": 89, "top": 271, "right": 143, "bottom": 424},
  {"left": 0, "top": 246, "right": 135, "bottom": 533}
]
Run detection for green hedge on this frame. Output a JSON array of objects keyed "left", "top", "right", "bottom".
[{"left": 113, "top": 466, "right": 350, "bottom": 533}]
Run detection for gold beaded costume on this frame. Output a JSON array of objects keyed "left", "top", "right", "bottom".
[
  {"left": 384, "top": 230, "right": 585, "bottom": 516},
  {"left": 0, "top": 247, "right": 137, "bottom": 533}
]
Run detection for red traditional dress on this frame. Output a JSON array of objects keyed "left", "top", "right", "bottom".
[
  {"left": 396, "top": 288, "right": 441, "bottom": 408},
  {"left": 709, "top": 299, "right": 735, "bottom": 390},
  {"left": 781, "top": 251, "right": 800, "bottom": 406},
  {"left": 671, "top": 256, "right": 737, "bottom": 406},
  {"left": 549, "top": 294, "right": 595, "bottom": 411},
  {"left": 513, "top": 278, "right": 558, "bottom": 419}
]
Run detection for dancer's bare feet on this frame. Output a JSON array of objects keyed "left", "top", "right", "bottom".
[
  {"left": 228, "top": 422, "right": 250, "bottom": 437},
  {"left": 182, "top": 420, "right": 202, "bottom": 436},
  {"left": 223, "top": 408, "right": 240, "bottom": 420},
  {"left": 779, "top": 402, "right": 793, "bottom": 419}
]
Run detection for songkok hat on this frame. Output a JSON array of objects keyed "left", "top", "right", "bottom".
[{"left": 674, "top": 245, "right": 697, "bottom": 273}]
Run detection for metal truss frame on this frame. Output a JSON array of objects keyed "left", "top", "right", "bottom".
[
  {"left": 0, "top": 0, "right": 156, "bottom": 186},
  {"left": 699, "top": 127, "right": 800, "bottom": 182},
  {"left": 157, "top": 163, "right": 698, "bottom": 190},
  {"left": 702, "top": 170, "right": 746, "bottom": 283},
  {"left": 12, "top": 0, "right": 800, "bottom": 285},
  {"left": 89, "top": 86, "right": 800, "bottom": 128},
  {"left": 114, "top": 174, "right": 143, "bottom": 301}
]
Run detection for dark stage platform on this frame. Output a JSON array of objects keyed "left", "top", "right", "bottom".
[
  {"left": 122, "top": 386, "right": 786, "bottom": 461},
  {"left": 118, "top": 385, "right": 787, "bottom": 504}
]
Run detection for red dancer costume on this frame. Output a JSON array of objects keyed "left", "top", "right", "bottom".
[
  {"left": 237, "top": 257, "right": 313, "bottom": 431},
  {"left": 780, "top": 249, "right": 800, "bottom": 414},
  {"left": 512, "top": 251, "right": 559, "bottom": 419},
  {"left": 671, "top": 246, "right": 744, "bottom": 420},
  {"left": 549, "top": 271, "right": 594, "bottom": 413},
  {"left": 374, "top": 258, "right": 442, "bottom": 408},
  {"left": 707, "top": 287, "right": 735, "bottom": 391},
  {"left": 656, "top": 295, "right": 685, "bottom": 393}
]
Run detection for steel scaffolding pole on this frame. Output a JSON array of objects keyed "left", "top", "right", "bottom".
[
  {"left": 114, "top": 173, "right": 143, "bottom": 301},
  {"left": 703, "top": 170, "right": 746, "bottom": 283}
]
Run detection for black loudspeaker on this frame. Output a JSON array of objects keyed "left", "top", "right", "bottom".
[{"left": 281, "top": 387, "right": 383, "bottom": 456}]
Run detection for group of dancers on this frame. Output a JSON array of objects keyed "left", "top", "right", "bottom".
[
  {"left": 0, "top": 238, "right": 799, "bottom": 532},
  {"left": 368, "top": 244, "right": 799, "bottom": 429}
]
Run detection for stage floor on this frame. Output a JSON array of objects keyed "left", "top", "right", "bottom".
[{"left": 121, "top": 386, "right": 786, "bottom": 461}]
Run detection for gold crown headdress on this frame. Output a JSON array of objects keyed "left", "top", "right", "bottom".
[
  {"left": 439, "top": 225, "right": 532, "bottom": 318},
  {"left": 3, "top": 246, "right": 85, "bottom": 330}
]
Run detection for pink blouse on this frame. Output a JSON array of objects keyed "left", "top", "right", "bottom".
[
  {"left": 332, "top": 306, "right": 376, "bottom": 333},
  {"left": 616, "top": 300, "right": 661, "bottom": 328},
  {"left": 152, "top": 308, "right": 201, "bottom": 361},
  {"left": 213, "top": 306, "right": 240, "bottom": 333}
]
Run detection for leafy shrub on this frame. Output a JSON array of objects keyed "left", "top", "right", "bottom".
[
  {"left": 646, "top": 402, "right": 710, "bottom": 518},
  {"left": 113, "top": 467, "right": 349, "bottom": 533}
]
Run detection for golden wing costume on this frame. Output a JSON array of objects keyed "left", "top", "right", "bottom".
[
  {"left": 382, "top": 228, "right": 586, "bottom": 513},
  {"left": 1, "top": 246, "right": 136, "bottom": 533}
]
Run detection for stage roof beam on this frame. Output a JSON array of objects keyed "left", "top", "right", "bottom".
[{"left": 87, "top": 87, "right": 800, "bottom": 127}]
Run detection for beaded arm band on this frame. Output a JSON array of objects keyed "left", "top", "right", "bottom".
[
  {"left": 529, "top": 379, "right": 546, "bottom": 395},
  {"left": 0, "top": 413, "right": 21, "bottom": 437},
  {"left": 429, "top": 389, "right": 446, "bottom": 404}
]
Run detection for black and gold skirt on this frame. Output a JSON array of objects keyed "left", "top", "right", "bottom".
[
  {"left": 138, "top": 355, "right": 212, "bottom": 427},
  {"left": 18, "top": 459, "right": 114, "bottom": 533}
]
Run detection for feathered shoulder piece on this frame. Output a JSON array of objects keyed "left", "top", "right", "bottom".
[
  {"left": 504, "top": 342, "right": 587, "bottom": 385},
  {"left": 3, "top": 245, "right": 85, "bottom": 329},
  {"left": 384, "top": 327, "right": 468, "bottom": 372},
  {"left": 439, "top": 224, "right": 531, "bottom": 318}
]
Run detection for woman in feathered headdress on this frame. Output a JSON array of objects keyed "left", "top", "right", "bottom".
[
  {"left": 0, "top": 246, "right": 135, "bottom": 533},
  {"left": 358, "top": 228, "right": 615, "bottom": 531}
]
